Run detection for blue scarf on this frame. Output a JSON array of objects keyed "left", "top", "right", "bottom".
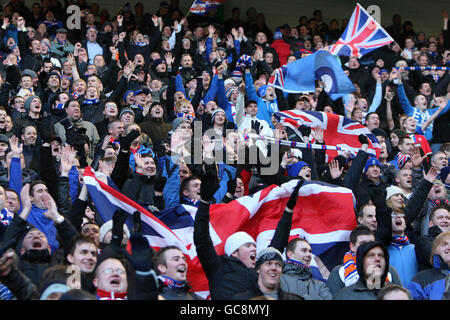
[
  {"left": 0, "top": 208, "right": 14, "bottom": 227},
  {"left": 391, "top": 235, "right": 410, "bottom": 247},
  {"left": 135, "top": 42, "right": 146, "bottom": 47},
  {"left": 285, "top": 258, "right": 310, "bottom": 269},
  {"left": 53, "top": 103, "right": 64, "bottom": 110},
  {"left": 157, "top": 275, "right": 187, "bottom": 289},
  {"left": 181, "top": 196, "right": 199, "bottom": 207},
  {"left": 83, "top": 98, "right": 100, "bottom": 105}
]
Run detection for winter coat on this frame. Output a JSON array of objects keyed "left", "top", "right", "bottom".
[
  {"left": 244, "top": 72, "right": 278, "bottom": 129},
  {"left": 415, "top": 225, "right": 442, "bottom": 271},
  {"left": 157, "top": 281, "right": 203, "bottom": 300},
  {"left": 326, "top": 263, "right": 402, "bottom": 298},
  {"left": 333, "top": 241, "right": 392, "bottom": 300},
  {"left": 231, "top": 279, "right": 303, "bottom": 300},
  {"left": 193, "top": 202, "right": 258, "bottom": 300},
  {"left": 387, "top": 242, "right": 419, "bottom": 287},
  {"left": 270, "top": 39, "right": 291, "bottom": 66},
  {"left": 407, "top": 255, "right": 450, "bottom": 300},
  {"left": 280, "top": 262, "right": 333, "bottom": 300},
  {"left": 122, "top": 174, "right": 164, "bottom": 211}
]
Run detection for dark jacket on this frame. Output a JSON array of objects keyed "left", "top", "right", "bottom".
[
  {"left": 414, "top": 225, "right": 443, "bottom": 271},
  {"left": 193, "top": 199, "right": 294, "bottom": 300},
  {"left": 122, "top": 174, "right": 165, "bottom": 211},
  {"left": 231, "top": 279, "right": 303, "bottom": 300},
  {"left": 157, "top": 280, "right": 203, "bottom": 300}
]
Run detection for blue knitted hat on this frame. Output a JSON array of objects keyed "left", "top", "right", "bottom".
[{"left": 286, "top": 161, "right": 310, "bottom": 177}]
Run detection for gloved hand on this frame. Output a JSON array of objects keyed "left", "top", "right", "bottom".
[
  {"left": 286, "top": 179, "right": 305, "bottom": 210},
  {"left": 225, "top": 170, "right": 236, "bottom": 195},
  {"left": 132, "top": 211, "right": 142, "bottom": 234},
  {"left": 119, "top": 129, "right": 140, "bottom": 152},
  {"left": 358, "top": 134, "right": 369, "bottom": 145},
  {"left": 200, "top": 163, "right": 220, "bottom": 202},
  {"left": 125, "top": 233, "right": 154, "bottom": 272},
  {"left": 111, "top": 209, "right": 128, "bottom": 247},
  {"left": 251, "top": 120, "right": 262, "bottom": 135},
  {"left": 153, "top": 174, "right": 167, "bottom": 193}
]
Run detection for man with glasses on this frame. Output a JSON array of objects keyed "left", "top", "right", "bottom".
[
  {"left": 387, "top": 209, "right": 419, "bottom": 287},
  {"left": 9, "top": 96, "right": 26, "bottom": 120}
]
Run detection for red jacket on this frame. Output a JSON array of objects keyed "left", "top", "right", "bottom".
[{"left": 270, "top": 39, "right": 291, "bottom": 66}]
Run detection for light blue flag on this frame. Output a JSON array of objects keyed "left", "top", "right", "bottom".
[{"left": 268, "top": 50, "right": 356, "bottom": 101}]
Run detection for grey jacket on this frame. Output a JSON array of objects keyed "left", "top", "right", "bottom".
[{"left": 280, "top": 262, "right": 333, "bottom": 300}]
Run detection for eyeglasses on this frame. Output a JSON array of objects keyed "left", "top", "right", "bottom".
[
  {"left": 391, "top": 213, "right": 405, "bottom": 218},
  {"left": 102, "top": 268, "right": 125, "bottom": 275}
]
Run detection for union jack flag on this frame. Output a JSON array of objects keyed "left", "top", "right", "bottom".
[
  {"left": 189, "top": 0, "right": 225, "bottom": 15},
  {"left": 268, "top": 65, "right": 287, "bottom": 89},
  {"left": 328, "top": 3, "right": 394, "bottom": 58},
  {"left": 275, "top": 110, "right": 381, "bottom": 160}
]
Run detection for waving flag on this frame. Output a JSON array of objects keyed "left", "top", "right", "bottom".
[
  {"left": 84, "top": 167, "right": 356, "bottom": 299},
  {"left": 328, "top": 3, "right": 394, "bottom": 57},
  {"left": 268, "top": 50, "right": 356, "bottom": 100},
  {"left": 189, "top": 0, "right": 225, "bottom": 15},
  {"left": 82, "top": 167, "right": 192, "bottom": 256},
  {"left": 275, "top": 110, "right": 381, "bottom": 160}
]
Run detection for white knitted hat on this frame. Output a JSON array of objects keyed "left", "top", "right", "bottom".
[
  {"left": 385, "top": 186, "right": 404, "bottom": 200},
  {"left": 224, "top": 231, "right": 256, "bottom": 256}
]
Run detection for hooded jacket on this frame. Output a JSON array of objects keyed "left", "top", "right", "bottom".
[{"left": 334, "top": 241, "right": 391, "bottom": 300}]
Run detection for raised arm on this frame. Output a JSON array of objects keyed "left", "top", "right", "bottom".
[
  {"left": 269, "top": 180, "right": 304, "bottom": 252},
  {"left": 193, "top": 163, "right": 221, "bottom": 278}
]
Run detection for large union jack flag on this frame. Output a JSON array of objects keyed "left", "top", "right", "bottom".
[
  {"left": 189, "top": 0, "right": 225, "bottom": 15},
  {"left": 328, "top": 3, "right": 394, "bottom": 58},
  {"left": 275, "top": 110, "right": 381, "bottom": 160}
]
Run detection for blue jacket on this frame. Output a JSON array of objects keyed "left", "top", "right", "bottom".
[
  {"left": 26, "top": 205, "right": 60, "bottom": 253},
  {"left": 161, "top": 155, "right": 236, "bottom": 208},
  {"left": 407, "top": 255, "right": 450, "bottom": 300},
  {"left": 387, "top": 243, "right": 419, "bottom": 287},
  {"left": 397, "top": 84, "right": 450, "bottom": 140},
  {"left": 245, "top": 72, "right": 278, "bottom": 128}
]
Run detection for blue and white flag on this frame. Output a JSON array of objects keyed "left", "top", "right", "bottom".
[{"left": 268, "top": 50, "right": 356, "bottom": 100}]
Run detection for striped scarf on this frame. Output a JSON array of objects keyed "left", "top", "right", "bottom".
[
  {"left": 285, "top": 259, "right": 310, "bottom": 269},
  {"left": 430, "top": 199, "right": 449, "bottom": 207},
  {"left": 176, "top": 112, "right": 195, "bottom": 120},
  {"left": 83, "top": 98, "right": 100, "bottom": 105},
  {"left": 0, "top": 208, "right": 14, "bottom": 226},
  {"left": 72, "top": 91, "right": 79, "bottom": 99},
  {"left": 181, "top": 196, "right": 199, "bottom": 207},
  {"left": 157, "top": 275, "right": 187, "bottom": 289},
  {"left": 391, "top": 235, "right": 410, "bottom": 247},
  {"left": 396, "top": 152, "right": 411, "bottom": 169},
  {"left": 342, "top": 250, "right": 359, "bottom": 286}
]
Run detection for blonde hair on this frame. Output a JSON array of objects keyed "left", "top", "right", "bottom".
[
  {"left": 430, "top": 231, "right": 450, "bottom": 265},
  {"left": 175, "top": 98, "right": 193, "bottom": 113}
]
